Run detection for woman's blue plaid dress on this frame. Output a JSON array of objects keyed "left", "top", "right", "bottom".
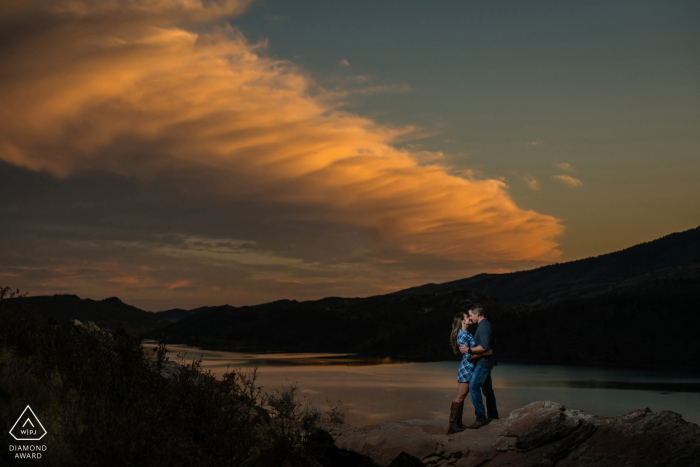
[{"left": 457, "top": 329, "right": 476, "bottom": 383}]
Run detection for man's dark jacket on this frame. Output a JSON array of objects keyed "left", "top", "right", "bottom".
[{"left": 473, "top": 318, "right": 495, "bottom": 367}]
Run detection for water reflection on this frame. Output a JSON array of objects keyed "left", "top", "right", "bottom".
[
  {"left": 144, "top": 341, "right": 700, "bottom": 427},
  {"left": 497, "top": 380, "right": 700, "bottom": 392}
]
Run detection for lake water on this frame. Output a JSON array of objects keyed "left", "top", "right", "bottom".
[{"left": 144, "top": 341, "right": 700, "bottom": 427}]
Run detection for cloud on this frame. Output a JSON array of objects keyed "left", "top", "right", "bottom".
[
  {"left": 524, "top": 175, "right": 540, "bottom": 192},
  {"left": 0, "top": 0, "right": 566, "bottom": 305},
  {"left": 553, "top": 175, "right": 583, "bottom": 187},
  {"left": 110, "top": 275, "right": 162, "bottom": 287},
  {"left": 348, "top": 83, "right": 411, "bottom": 96},
  {"left": 554, "top": 162, "right": 575, "bottom": 172},
  {"left": 339, "top": 58, "right": 350, "bottom": 67},
  {"left": 409, "top": 151, "right": 445, "bottom": 164},
  {"left": 168, "top": 279, "right": 193, "bottom": 290}
]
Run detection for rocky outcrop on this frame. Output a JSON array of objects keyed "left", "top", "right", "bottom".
[
  {"left": 143, "top": 353, "right": 182, "bottom": 379},
  {"left": 323, "top": 419, "right": 442, "bottom": 466},
  {"left": 72, "top": 318, "right": 111, "bottom": 337},
  {"left": 323, "top": 401, "right": 700, "bottom": 467}
]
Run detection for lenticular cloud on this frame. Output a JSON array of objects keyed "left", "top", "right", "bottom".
[{"left": 0, "top": 0, "right": 564, "bottom": 263}]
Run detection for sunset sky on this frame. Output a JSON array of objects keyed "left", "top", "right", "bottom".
[{"left": 1, "top": 0, "right": 698, "bottom": 310}]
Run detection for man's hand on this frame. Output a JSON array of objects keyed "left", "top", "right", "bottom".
[{"left": 459, "top": 344, "right": 470, "bottom": 354}]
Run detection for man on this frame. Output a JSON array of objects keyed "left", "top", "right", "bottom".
[{"left": 459, "top": 304, "right": 498, "bottom": 429}]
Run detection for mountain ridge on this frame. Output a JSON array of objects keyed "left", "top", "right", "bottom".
[
  {"left": 6, "top": 225, "right": 700, "bottom": 370},
  {"left": 391, "top": 225, "right": 700, "bottom": 308}
]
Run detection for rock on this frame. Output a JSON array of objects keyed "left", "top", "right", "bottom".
[
  {"left": 508, "top": 401, "right": 565, "bottom": 418},
  {"left": 387, "top": 451, "right": 427, "bottom": 467},
  {"left": 499, "top": 401, "right": 584, "bottom": 452},
  {"left": 487, "top": 403, "right": 598, "bottom": 467},
  {"left": 72, "top": 319, "right": 112, "bottom": 338},
  {"left": 422, "top": 455, "right": 443, "bottom": 465},
  {"left": 72, "top": 319, "right": 101, "bottom": 332},
  {"left": 558, "top": 409, "right": 700, "bottom": 467},
  {"left": 325, "top": 402, "right": 700, "bottom": 467},
  {"left": 251, "top": 405, "right": 271, "bottom": 428},
  {"left": 237, "top": 406, "right": 277, "bottom": 466},
  {"left": 422, "top": 449, "right": 465, "bottom": 466},
  {"left": 324, "top": 420, "right": 440, "bottom": 466},
  {"left": 143, "top": 353, "right": 184, "bottom": 379}
]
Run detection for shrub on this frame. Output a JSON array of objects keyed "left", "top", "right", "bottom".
[{"left": 0, "top": 287, "right": 343, "bottom": 466}]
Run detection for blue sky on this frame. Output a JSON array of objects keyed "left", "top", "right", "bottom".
[{"left": 0, "top": 0, "right": 698, "bottom": 309}]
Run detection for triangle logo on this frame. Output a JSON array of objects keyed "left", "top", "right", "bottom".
[{"left": 9, "top": 406, "right": 47, "bottom": 441}]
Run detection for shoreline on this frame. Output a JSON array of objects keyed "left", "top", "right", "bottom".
[{"left": 143, "top": 339, "right": 700, "bottom": 375}]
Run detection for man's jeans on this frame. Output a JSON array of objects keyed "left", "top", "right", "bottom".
[{"left": 469, "top": 365, "right": 498, "bottom": 422}]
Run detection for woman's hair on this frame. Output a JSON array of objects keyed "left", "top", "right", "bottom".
[{"left": 449, "top": 313, "right": 465, "bottom": 356}]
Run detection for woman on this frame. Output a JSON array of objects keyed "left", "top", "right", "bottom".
[{"left": 447, "top": 312, "right": 492, "bottom": 434}]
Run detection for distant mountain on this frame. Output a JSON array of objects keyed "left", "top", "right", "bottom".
[
  {"left": 148, "top": 225, "right": 700, "bottom": 370},
  {"left": 9, "top": 295, "right": 170, "bottom": 335},
  {"left": 146, "top": 293, "right": 494, "bottom": 359},
  {"left": 146, "top": 262, "right": 700, "bottom": 370},
  {"left": 492, "top": 261, "right": 700, "bottom": 370},
  {"left": 7, "top": 225, "right": 700, "bottom": 370},
  {"left": 394, "top": 225, "right": 700, "bottom": 309},
  {"left": 156, "top": 306, "right": 213, "bottom": 323}
]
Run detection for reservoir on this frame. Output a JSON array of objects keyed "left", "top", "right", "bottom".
[{"left": 146, "top": 341, "right": 700, "bottom": 427}]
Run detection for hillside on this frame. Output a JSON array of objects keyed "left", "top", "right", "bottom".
[
  {"left": 394, "top": 225, "right": 700, "bottom": 309},
  {"left": 147, "top": 292, "right": 497, "bottom": 360},
  {"left": 10, "top": 294, "right": 170, "bottom": 335},
  {"left": 147, "top": 262, "right": 700, "bottom": 370},
  {"left": 7, "top": 225, "right": 700, "bottom": 370},
  {"left": 491, "top": 262, "right": 700, "bottom": 370},
  {"left": 156, "top": 306, "right": 210, "bottom": 323},
  {"left": 148, "top": 225, "right": 700, "bottom": 370}
]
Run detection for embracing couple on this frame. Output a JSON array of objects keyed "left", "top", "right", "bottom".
[{"left": 447, "top": 304, "right": 498, "bottom": 434}]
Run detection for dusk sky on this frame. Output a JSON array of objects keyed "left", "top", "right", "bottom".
[{"left": 1, "top": 0, "right": 698, "bottom": 310}]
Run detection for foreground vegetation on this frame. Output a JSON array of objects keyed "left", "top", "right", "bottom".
[{"left": 0, "top": 287, "right": 343, "bottom": 466}]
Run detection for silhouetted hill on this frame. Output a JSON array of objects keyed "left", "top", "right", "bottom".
[
  {"left": 156, "top": 306, "right": 213, "bottom": 322},
  {"left": 10, "top": 294, "right": 170, "bottom": 335},
  {"left": 7, "top": 225, "right": 700, "bottom": 370},
  {"left": 394, "top": 225, "right": 700, "bottom": 309},
  {"left": 492, "top": 262, "right": 700, "bottom": 370},
  {"left": 147, "top": 262, "right": 700, "bottom": 370},
  {"left": 147, "top": 292, "right": 495, "bottom": 360},
  {"left": 148, "top": 225, "right": 700, "bottom": 370}
]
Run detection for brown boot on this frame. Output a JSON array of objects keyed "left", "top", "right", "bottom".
[
  {"left": 467, "top": 419, "right": 489, "bottom": 430},
  {"left": 447, "top": 402, "right": 466, "bottom": 434},
  {"left": 456, "top": 400, "right": 465, "bottom": 429}
]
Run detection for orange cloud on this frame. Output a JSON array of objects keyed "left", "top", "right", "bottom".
[
  {"left": 168, "top": 279, "right": 193, "bottom": 290},
  {"left": 109, "top": 276, "right": 161, "bottom": 288},
  {"left": 554, "top": 162, "right": 575, "bottom": 172},
  {"left": 524, "top": 175, "right": 540, "bottom": 192},
  {"left": 0, "top": 0, "right": 564, "bottom": 265},
  {"left": 553, "top": 175, "right": 583, "bottom": 187},
  {"left": 109, "top": 277, "right": 141, "bottom": 285}
]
